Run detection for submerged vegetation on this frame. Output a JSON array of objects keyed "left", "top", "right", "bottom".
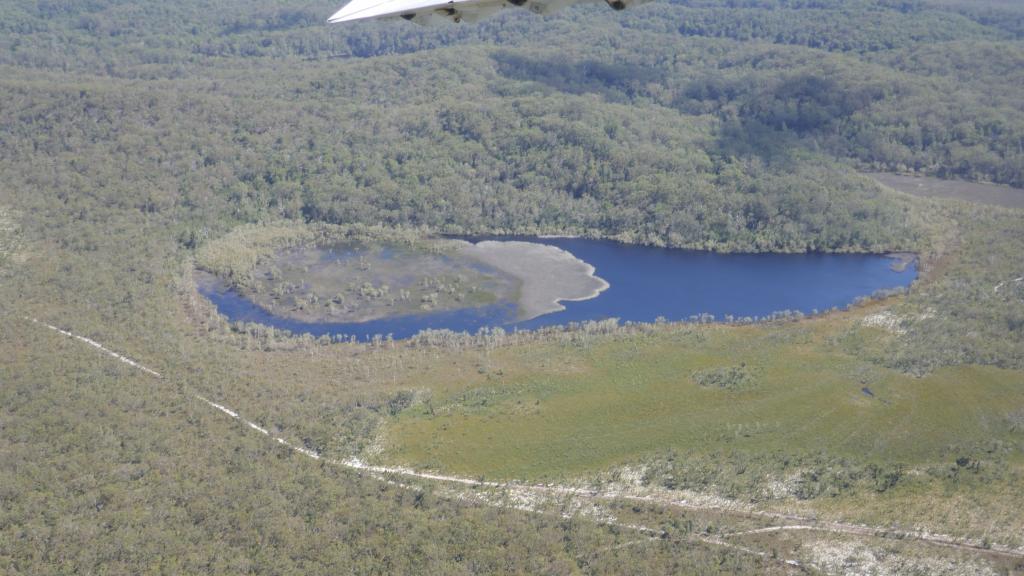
[
  {"left": 2, "top": 0, "right": 1024, "bottom": 573},
  {"left": 196, "top": 224, "right": 513, "bottom": 322}
]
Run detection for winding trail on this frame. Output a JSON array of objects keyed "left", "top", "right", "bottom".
[
  {"left": 30, "top": 318, "right": 163, "bottom": 377},
  {"left": 28, "top": 317, "right": 1024, "bottom": 566}
]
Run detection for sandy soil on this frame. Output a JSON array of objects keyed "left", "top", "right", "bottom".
[{"left": 456, "top": 240, "right": 610, "bottom": 320}]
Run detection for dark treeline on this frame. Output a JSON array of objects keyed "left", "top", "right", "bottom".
[
  {"left": 2, "top": 0, "right": 1023, "bottom": 195},
  {"left": 0, "top": 51, "right": 932, "bottom": 253},
  {"left": 4, "top": 0, "right": 1022, "bottom": 69}
]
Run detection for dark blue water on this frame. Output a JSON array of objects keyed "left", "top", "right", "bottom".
[{"left": 198, "top": 237, "right": 916, "bottom": 340}]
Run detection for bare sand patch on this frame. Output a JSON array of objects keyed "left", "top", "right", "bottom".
[{"left": 456, "top": 240, "right": 609, "bottom": 321}]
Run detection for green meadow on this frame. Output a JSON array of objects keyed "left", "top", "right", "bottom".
[{"left": 383, "top": 319, "right": 1024, "bottom": 481}]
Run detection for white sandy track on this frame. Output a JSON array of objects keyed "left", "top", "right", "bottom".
[
  {"left": 29, "top": 318, "right": 163, "bottom": 377},
  {"left": 27, "top": 317, "right": 1024, "bottom": 564}
]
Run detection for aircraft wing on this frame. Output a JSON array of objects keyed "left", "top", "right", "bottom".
[{"left": 329, "top": 0, "right": 645, "bottom": 25}]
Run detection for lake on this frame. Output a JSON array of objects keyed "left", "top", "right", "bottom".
[{"left": 197, "top": 237, "right": 916, "bottom": 340}]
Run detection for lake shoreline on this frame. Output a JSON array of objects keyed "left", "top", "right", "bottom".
[
  {"left": 886, "top": 252, "right": 917, "bottom": 272},
  {"left": 195, "top": 236, "right": 917, "bottom": 340}
]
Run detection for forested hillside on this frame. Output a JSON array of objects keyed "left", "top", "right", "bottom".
[
  {"left": 3, "top": 0, "right": 1024, "bottom": 574},
  {"left": 2, "top": 0, "right": 1023, "bottom": 256}
]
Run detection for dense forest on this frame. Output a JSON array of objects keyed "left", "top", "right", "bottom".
[
  {"left": 2, "top": 0, "right": 1024, "bottom": 573},
  {"left": 2, "top": 0, "right": 1023, "bottom": 255}
]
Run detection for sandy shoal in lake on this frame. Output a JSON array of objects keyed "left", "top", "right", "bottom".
[{"left": 455, "top": 240, "right": 609, "bottom": 321}]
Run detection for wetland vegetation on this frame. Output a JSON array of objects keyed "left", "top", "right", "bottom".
[
  {"left": 3, "top": 0, "right": 1024, "bottom": 573},
  {"left": 206, "top": 240, "right": 513, "bottom": 323},
  {"left": 195, "top": 227, "right": 916, "bottom": 340}
]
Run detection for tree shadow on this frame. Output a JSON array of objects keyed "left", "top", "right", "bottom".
[
  {"left": 491, "top": 51, "right": 661, "bottom": 103},
  {"left": 492, "top": 51, "right": 858, "bottom": 170}
]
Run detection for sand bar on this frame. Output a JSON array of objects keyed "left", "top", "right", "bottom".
[{"left": 456, "top": 240, "right": 609, "bottom": 320}]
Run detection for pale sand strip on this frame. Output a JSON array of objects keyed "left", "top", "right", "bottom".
[
  {"left": 29, "top": 318, "right": 163, "bottom": 378},
  {"left": 455, "top": 240, "right": 609, "bottom": 321}
]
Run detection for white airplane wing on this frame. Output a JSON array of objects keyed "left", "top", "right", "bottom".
[{"left": 329, "top": 0, "right": 645, "bottom": 25}]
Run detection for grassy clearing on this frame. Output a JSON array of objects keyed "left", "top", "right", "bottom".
[
  {"left": 382, "top": 319, "right": 1024, "bottom": 481},
  {"left": 867, "top": 173, "right": 1024, "bottom": 210}
]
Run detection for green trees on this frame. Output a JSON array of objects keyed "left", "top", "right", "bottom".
[
  {"left": 0, "top": 64, "right": 929, "bottom": 253},
  {"left": 1, "top": 2, "right": 1023, "bottom": 572}
]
